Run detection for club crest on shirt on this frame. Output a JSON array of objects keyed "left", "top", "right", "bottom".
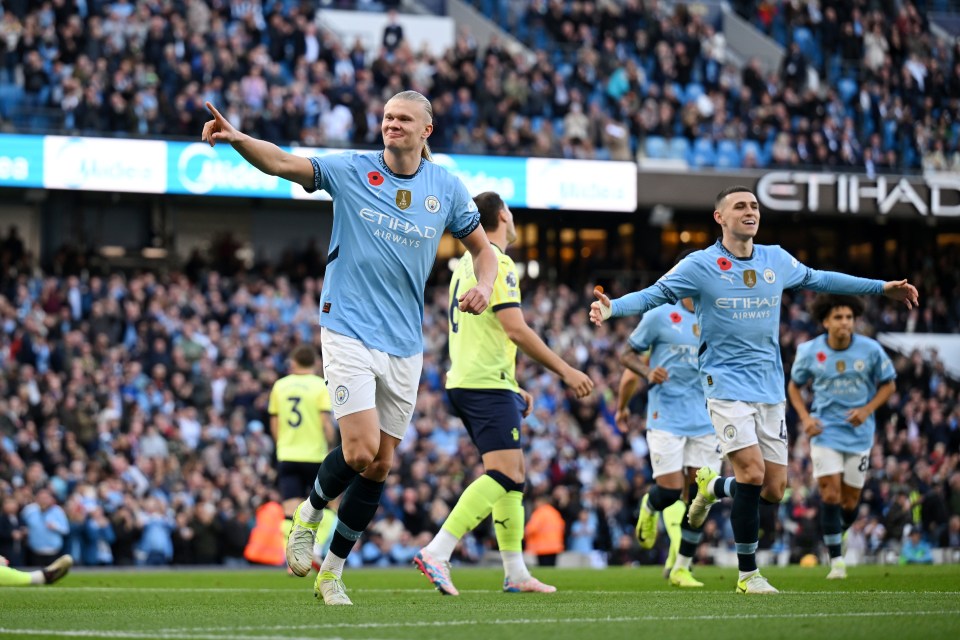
[
  {"left": 424, "top": 195, "right": 441, "bottom": 213},
  {"left": 763, "top": 268, "right": 776, "bottom": 284},
  {"left": 396, "top": 189, "right": 412, "bottom": 210},
  {"left": 836, "top": 360, "right": 846, "bottom": 373},
  {"left": 854, "top": 359, "right": 866, "bottom": 371},
  {"left": 743, "top": 269, "right": 757, "bottom": 288}
]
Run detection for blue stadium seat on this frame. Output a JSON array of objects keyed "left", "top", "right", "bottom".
[
  {"left": 792, "top": 26, "right": 822, "bottom": 68},
  {"left": 684, "top": 82, "right": 705, "bottom": 105},
  {"left": 715, "top": 140, "right": 741, "bottom": 168},
  {"left": 668, "top": 137, "right": 690, "bottom": 161},
  {"left": 741, "top": 139, "right": 766, "bottom": 167},
  {"left": 644, "top": 136, "right": 669, "bottom": 159},
  {"left": 687, "top": 138, "right": 716, "bottom": 167}
]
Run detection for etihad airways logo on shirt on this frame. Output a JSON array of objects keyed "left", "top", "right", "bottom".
[
  {"left": 714, "top": 295, "right": 781, "bottom": 320},
  {"left": 359, "top": 208, "right": 438, "bottom": 248}
]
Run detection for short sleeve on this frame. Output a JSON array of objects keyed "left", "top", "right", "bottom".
[
  {"left": 306, "top": 152, "right": 354, "bottom": 196},
  {"left": 791, "top": 343, "right": 812, "bottom": 385},
  {"left": 627, "top": 312, "right": 657, "bottom": 352},
  {"left": 491, "top": 258, "right": 521, "bottom": 312},
  {"left": 873, "top": 345, "right": 896, "bottom": 383},
  {"left": 445, "top": 176, "right": 481, "bottom": 239}
]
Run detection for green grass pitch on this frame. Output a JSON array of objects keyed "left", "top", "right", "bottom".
[{"left": 1, "top": 565, "right": 958, "bottom": 640}]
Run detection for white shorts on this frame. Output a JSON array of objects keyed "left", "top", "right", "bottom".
[
  {"left": 646, "top": 430, "right": 721, "bottom": 478},
  {"left": 810, "top": 444, "right": 871, "bottom": 489},
  {"left": 320, "top": 327, "right": 422, "bottom": 440},
  {"left": 706, "top": 399, "right": 788, "bottom": 465}
]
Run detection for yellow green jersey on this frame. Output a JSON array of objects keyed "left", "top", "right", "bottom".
[
  {"left": 446, "top": 244, "right": 521, "bottom": 391},
  {"left": 268, "top": 373, "right": 332, "bottom": 462}
]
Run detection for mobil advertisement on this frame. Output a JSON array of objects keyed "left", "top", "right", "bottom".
[
  {"left": 526, "top": 158, "right": 637, "bottom": 212},
  {"left": 167, "top": 141, "right": 288, "bottom": 198},
  {"left": 0, "top": 134, "right": 44, "bottom": 188},
  {"left": 43, "top": 136, "right": 167, "bottom": 193}
]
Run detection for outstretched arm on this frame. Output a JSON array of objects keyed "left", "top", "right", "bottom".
[
  {"left": 201, "top": 102, "right": 315, "bottom": 191},
  {"left": 590, "top": 283, "right": 676, "bottom": 326},
  {"left": 801, "top": 270, "right": 919, "bottom": 309}
]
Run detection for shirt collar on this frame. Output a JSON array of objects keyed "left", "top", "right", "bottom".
[{"left": 378, "top": 152, "right": 425, "bottom": 180}]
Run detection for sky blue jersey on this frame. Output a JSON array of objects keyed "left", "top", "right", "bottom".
[
  {"left": 307, "top": 151, "right": 480, "bottom": 357},
  {"left": 611, "top": 240, "right": 886, "bottom": 403},
  {"left": 627, "top": 302, "right": 713, "bottom": 437},
  {"left": 791, "top": 334, "right": 895, "bottom": 453}
]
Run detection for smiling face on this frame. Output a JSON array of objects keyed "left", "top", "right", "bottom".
[
  {"left": 714, "top": 190, "right": 760, "bottom": 240},
  {"left": 381, "top": 97, "right": 432, "bottom": 156}
]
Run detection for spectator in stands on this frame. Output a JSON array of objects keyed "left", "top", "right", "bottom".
[{"left": 21, "top": 488, "right": 68, "bottom": 567}]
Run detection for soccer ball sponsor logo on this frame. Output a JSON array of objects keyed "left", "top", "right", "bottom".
[
  {"left": 335, "top": 385, "right": 349, "bottom": 406},
  {"left": 425, "top": 195, "right": 441, "bottom": 213},
  {"left": 763, "top": 268, "right": 776, "bottom": 284},
  {"left": 723, "top": 424, "right": 737, "bottom": 441}
]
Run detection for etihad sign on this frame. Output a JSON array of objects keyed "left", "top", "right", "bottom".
[{"left": 756, "top": 172, "right": 960, "bottom": 217}]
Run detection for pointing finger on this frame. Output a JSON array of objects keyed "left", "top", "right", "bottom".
[{"left": 205, "top": 101, "right": 224, "bottom": 120}]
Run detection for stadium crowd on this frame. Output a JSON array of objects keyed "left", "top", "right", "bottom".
[
  {"left": 1, "top": 0, "right": 959, "bottom": 170},
  {"left": 0, "top": 231, "right": 957, "bottom": 569}
]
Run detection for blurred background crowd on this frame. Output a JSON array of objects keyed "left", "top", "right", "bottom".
[
  {"left": 1, "top": 0, "right": 959, "bottom": 170},
  {"left": 0, "top": 229, "right": 957, "bottom": 570}
]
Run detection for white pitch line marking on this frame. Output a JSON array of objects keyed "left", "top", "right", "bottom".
[
  {"left": 40, "top": 587, "right": 960, "bottom": 596},
  {"left": 153, "top": 609, "right": 960, "bottom": 634}
]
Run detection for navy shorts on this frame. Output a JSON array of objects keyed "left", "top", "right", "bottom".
[
  {"left": 447, "top": 388, "right": 525, "bottom": 454},
  {"left": 277, "top": 461, "right": 322, "bottom": 500}
]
